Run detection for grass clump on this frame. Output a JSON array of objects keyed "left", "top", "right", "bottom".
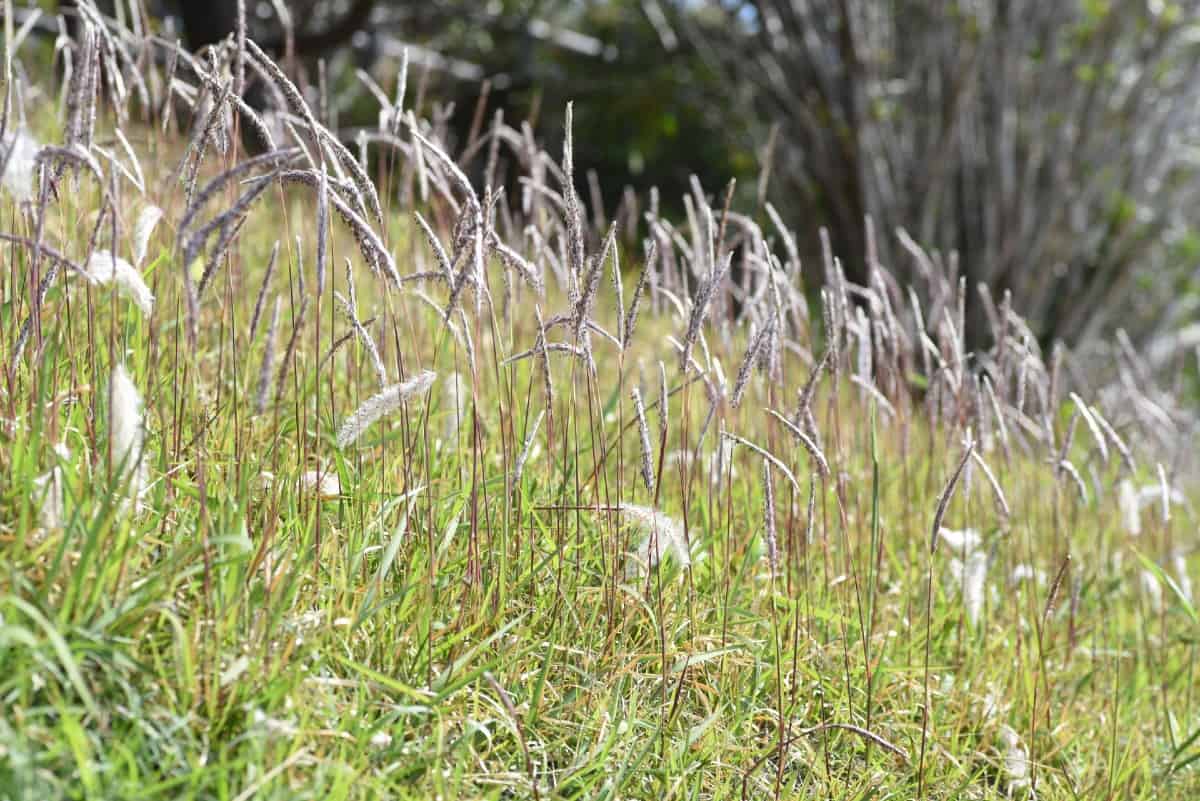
[{"left": 0, "top": 11, "right": 1199, "bottom": 801}]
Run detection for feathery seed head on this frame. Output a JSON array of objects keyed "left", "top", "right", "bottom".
[
  {"left": 336, "top": 370, "right": 436, "bottom": 449},
  {"left": 86, "top": 250, "right": 154, "bottom": 316}
]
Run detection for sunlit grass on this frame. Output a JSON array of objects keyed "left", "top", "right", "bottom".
[{"left": 0, "top": 30, "right": 1198, "bottom": 801}]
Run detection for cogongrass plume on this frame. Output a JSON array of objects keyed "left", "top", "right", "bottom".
[
  {"left": 948, "top": 548, "right": 988, "bottom": 627},
  {"left": 336, "top": 370, "right": 436, "bottom": 449},
  {"left": 938, "top": 527, "right": 983, "bottom": 555},
  {"left": 620, "top": 504, "right": 690, "bottom": 575},
  {"left": 85, "top": 250, "right": 154, "bottom": 316},
  {"left": 0, "top": 128, "right": 38, "bottom": 201},
  {"left": 939, "top": 527, "right": 988, "bottom": 626},
  {"left": 997, "top": 726, "right": 1031, "bottom": 796},
  {"left": 33, "top": 443, "right": 70, "bottom": 531},
  {"left": 131, "top": 204, "right": 163, "bottom": 268},
  {"left": 854, "top": 306, "right": 872, "bottom": 383},
  {"left": 300, "top": 469, "right": 341, "bottom": 500},
  {"left": 631, "top": 387, "right": 655, "bottom": 494},
  {"left": 391, "top": 47, "right": 410, "bottom": 135},
  {"left": 109, "top": 363, "right": 145, "bottom": 500}
]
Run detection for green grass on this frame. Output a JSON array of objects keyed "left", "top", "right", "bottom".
[{"left": 1, "top": 67, "right": 1199, "bottom": 801}]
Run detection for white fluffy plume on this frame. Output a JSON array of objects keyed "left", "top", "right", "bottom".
[
  {"left": 942, "top": 527, "right": 988, "bottom": 626},
  {"left": 336, "top": 370, "right": 436, "bottom": 448},
  {"left": 621, "top": 504, "right": 691, "bottom": 575},
  {"left": 998, "top": 725, "right": 1031, "bottom": 795},
  {"left": 110, "top": 364, "right": 146, "bottom": 497},
  {"left": 949, "top": 549, "right": 989, "bottom": 626},
  {"left": 34, "top": 468, "right": 66, "bottom": 530},
  {"left": 300, "top": 470, "right": 342, "bottom": 500},
  {"left": 1, "top": 130, "right": 39, "bottom": 202},
  {"left": 132, "top": 205, "right": 164, "bottom": 267},
  {"left": 86, "top": 251, "right": 155, "bottom": 316}
]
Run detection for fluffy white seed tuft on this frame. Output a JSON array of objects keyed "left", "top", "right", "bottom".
[
  {"left": 34, "top": 467, "right": 65, "bottom": 529},
  {"left": 132, "top": 204, "right": 164, "bottom": 267},
  {"left": 86, "top": 250, "right": 155, "bottom": 316},
  {"left": 1, "top": 130, "right": 40, "bottom": 201},
  {"left": 949, "top": 549, "right": 989, "bottom": 626},
  {"left": 938, "top": 527, "right": 982, "bottom": 556},
  {"left": 110, "top": 364, "right": 146, "bottom": 500},
  {"left": 300, "top": 470, "right": 341, "bottom": 500},
  {"left": 620, "top": 504, "right": 690, "bottom": 575},
  {"left": 998, "top": 725, "right": 1031, "bottom": 795}
]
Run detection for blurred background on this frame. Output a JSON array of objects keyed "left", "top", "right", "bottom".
[{"left": 53, "top": 0, "right": 1200, "bottom": 365}]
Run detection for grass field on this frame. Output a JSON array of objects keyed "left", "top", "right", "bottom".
[{"left": 1, "top": 18, "right": 1199, "bottom": 801}]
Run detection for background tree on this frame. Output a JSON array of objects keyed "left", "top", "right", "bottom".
[{"left": 667, "top": 0, "right": 1200, "bottom": 349}]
